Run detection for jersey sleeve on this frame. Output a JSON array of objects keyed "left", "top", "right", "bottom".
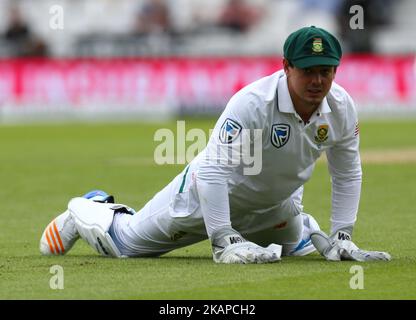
[
  {"left": 325, "top": 93, "right": 362, "bottom": 234},
  {"left": 196, "top": 92, "right": 260, "bottom": 238}
]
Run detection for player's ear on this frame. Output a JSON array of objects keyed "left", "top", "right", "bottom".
[{"left": 283, "top": 59, "right": 292, "bottom": 75}]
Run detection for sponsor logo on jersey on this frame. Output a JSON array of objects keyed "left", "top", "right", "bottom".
[
  {"left": 314, "top": 124, "right": 329, "bottom": 143},
  {"left": 219, "top": 118, "right": 242, "bottom": 144},
  {"left": 271, "top": 124, "right": 290, "bottom": 148},
  {"left": 312, "top": 38, "right": 324, "bottom": 54}
]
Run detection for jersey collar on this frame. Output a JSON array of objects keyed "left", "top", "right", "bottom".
[{"left": 277, "top": 72, "right": 332, "bottom": 115}]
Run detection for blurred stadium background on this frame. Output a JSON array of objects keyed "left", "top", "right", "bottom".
[{"left": 0, "top": 0, "right": 415, "bottom": 122}]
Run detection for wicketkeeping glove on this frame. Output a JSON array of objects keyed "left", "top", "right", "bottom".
[
  {"left": 310, "top": 229, "right": 391, "bottom": 262},
  {"left": 210, "top": 227, "right": 282, "bottom": 264}
]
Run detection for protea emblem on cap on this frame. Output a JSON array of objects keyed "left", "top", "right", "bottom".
[{"left": 312, "top": 38, "right": 324, "bottom": 53}]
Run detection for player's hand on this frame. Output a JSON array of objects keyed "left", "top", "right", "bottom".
[
  {"left": 210, "top": 227, "right": 282, "bottom": 264},
  {"left": 310, "top": 230, "right": 391, "bottom": 262}
]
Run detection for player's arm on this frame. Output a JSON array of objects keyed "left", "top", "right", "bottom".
[
  {"left": 319, "top": 93, "right": 390, "bottom": 261},
  {"left": 325, "top": 93, "right": 362, "bottom": 238},
  {"left": 196, "top": 93, "right": 280, "bottom": 264}
]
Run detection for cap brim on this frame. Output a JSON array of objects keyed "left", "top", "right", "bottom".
[{"left": 292, "top": 56, "right": 340, "bottom": 68}]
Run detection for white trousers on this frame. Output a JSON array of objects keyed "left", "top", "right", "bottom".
[{"left": 109, "top": 168, "right": 305, "bottom": 257}]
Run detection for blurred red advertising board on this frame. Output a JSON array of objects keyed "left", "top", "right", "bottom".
[{"left": 0, "top": 55, "right": 415, "bottom": 114}]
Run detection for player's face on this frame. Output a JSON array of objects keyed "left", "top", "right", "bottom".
[{"left": 284, "top": 61, "right": 336, "bottom": 107}]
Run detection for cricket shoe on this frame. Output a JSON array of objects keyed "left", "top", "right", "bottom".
[
  {"left": 39, "top": 190, "right": 115, "bottom": 255},
  {"left": 39, "top": 210, "right": 79, "bottom": 255},
  {"left": 289, "top": 213, "right": 320, "bottom": 256}
]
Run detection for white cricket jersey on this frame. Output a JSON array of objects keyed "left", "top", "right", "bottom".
[{"left": 193, "top": 70, "right": 362, "bottom": 237}]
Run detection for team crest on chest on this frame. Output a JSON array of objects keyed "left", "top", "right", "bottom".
[
  {"left": 271, "top": 124, "right": 290, "bottom": 148},
  {"left": 314, "top": 124, "right": 329, "bottom": 143},
  {"left": 219, "top": 118, "right": 242, "bottom": 144}
]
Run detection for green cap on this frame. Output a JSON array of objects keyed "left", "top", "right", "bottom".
[{"left": 283, "top": 26, "right": 342, "bottom": 68}]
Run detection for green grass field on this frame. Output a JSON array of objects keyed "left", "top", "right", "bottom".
[{"left": 1, "top": 118, "right": 416, "bottom": 299}]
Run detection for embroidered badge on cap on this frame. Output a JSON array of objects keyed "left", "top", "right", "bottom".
[
  {"left": 312, "top": 38, "right": 324, "bottom": 54},
  {"left": 219, "top": 118, "right": 242, "bottom": 144}
]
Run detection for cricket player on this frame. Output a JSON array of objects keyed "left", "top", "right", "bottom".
[{"left": 40, "top": 26, "right": 391, "bottom": 263}]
